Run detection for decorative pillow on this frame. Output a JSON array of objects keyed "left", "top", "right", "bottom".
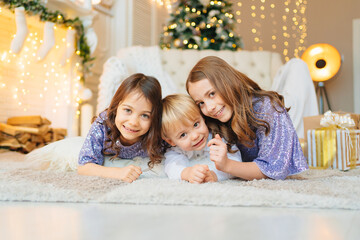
[{"left": 97, "top": 57, "right": 129, "bottom": 114}]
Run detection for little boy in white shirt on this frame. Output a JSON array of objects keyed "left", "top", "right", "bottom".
[{"left": 161, "top": 94, "right": 242, "bottom": 183}]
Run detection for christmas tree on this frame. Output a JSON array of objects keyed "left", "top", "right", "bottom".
[{"left": 159, "top": 0, "right": 243, "bottom": 51}]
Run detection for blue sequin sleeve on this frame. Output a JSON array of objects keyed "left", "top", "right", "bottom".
[
  {"left": 78, "top": 115, "right": 107, "bottom": 166},
  {"left": 248, "top": 97, "right": 308, "bottom": 180}
]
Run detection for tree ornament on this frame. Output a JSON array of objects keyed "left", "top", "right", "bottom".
[
  {"left": 174, "top": 38, "right": 182, "bottom": 47},
  {"left": 10, "top": 7, "right": 29, "bottom": 54}
]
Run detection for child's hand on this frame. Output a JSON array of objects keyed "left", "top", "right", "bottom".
[
  {"left": 181, "top": 164, "right": 209, "bottom": 184},
  {"left": 208, "top": 134, "right": 230, "bottom": 172},
  {"left": 204, "top": 170, "right": 218, "bottom": 183},
  {"left": 117, "top": 165, "right": 142, "bottom": 183}
]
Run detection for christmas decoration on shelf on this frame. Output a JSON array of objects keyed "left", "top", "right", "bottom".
[
  {"left": 159, "top": 0, "right": 243, "bottom": 51},
  {"left": 10, "top": 6, "right": 29, "bottom": 53},
  {"left": 60, "top": 28, "right": 76, "bottom": 66},
  {"left": 37, "top": 21, "right": 55, "bottom": 60},
  {"left": 0, "top": 0, "right": 95, "bottom": 79}
]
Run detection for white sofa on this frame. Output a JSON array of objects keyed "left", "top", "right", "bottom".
[
  {"left": 96, "top": 46, "right": 318, "bottom": 138},
  {"left": 158, "top": 49, "right": 283, "bottom": 93}
]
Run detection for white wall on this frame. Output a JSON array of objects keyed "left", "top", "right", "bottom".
[
  {"left": 354, "top": 19, "right": 360, "bottom": 114},
  {"left": 87, "top": 0, "right": 168, "bottom": 112}
]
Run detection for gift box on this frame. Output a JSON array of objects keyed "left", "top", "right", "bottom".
[
  {"left": 304, "top": 112, "right": 360, "bottom": 170},
  {"left": 304, "top": 112, "right": 360, "bottom": 142}
]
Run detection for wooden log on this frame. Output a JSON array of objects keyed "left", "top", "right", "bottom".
[
  {"left": 0, "top": 132, "right": 13, "bottom": 141},
  {"left": 36, "top": 142, "right": 45, "bottom": 148},
  {"left": 43, "top": 132, "right": 53, "bottom": 143},
  {"left": 16, "top": 133, "right": 32, "bottom": 144},
  {"left": 22, "top": 141, "right": 37, "bottom": 153},
  {"left": 31, "top": 134, "right": 44, "bottom": 143},
  {"left": 14, "top": 124, "right": 41, "bottom": 128},
  {"left": 0, "top": 123, "right": 49, "bottom": 136},
  {"left": 52, "top": 128, "right": 67, "bottom": 136},
  {"left": 43, "top": 118, "right": 51, "bottom": 125},
  {"left": 0, "top": 148, "right": 9, "bottom": 153},
  {"left": 52, "top": 128, "right": 67, "bottom": 141},
  {"left": 0, "top": 138, "right": 21, "bottom": 149},
  {"left": 7, "top": 115, "right": 51, "bottom": 126},
  {"left": 0, "top": 123, "right": 19, "bottom": 136}
]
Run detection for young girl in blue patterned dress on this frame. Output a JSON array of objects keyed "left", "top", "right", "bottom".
[
  {"left": 77, "top": 73, "right": 163, "bottom": 182},
  {"left": 186, "top": 56, "right": 308, "bottom": 180}
]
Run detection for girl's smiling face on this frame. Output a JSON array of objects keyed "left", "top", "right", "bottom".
[
  {"left": 115, "top": 91, "right": 152, "bottom": 146},
  {"left": 188, "top": 78, "right": 233, "bottom": 123}
]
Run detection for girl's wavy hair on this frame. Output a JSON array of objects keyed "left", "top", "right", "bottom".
[
  {"left": 102, "top": 73, "right": 163, "bottom": 168},
  {"left": 186, "top": 56, "right": 289, "bottom": 147}
]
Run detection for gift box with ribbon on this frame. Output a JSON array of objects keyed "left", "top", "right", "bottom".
[{"left": 304, "top": 111, "right": 360, "bottom": 170}]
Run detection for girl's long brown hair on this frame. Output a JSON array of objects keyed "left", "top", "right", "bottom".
[
  {"left": 186, "top": 56, "right": 288, "bottom": 147},
  {"left": 103, "top": 73, "right": 163, "bottom": 168}
]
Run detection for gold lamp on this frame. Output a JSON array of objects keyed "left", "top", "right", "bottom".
[{"left": 301, "top": 43, "right": 342, "bottom": 114}]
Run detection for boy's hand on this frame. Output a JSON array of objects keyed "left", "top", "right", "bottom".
[
  {"left": 204, "top": 170, "right": 218, "bottom": 182},
  {"left": 208, "top": 134, "right": 230, "bottom": 172},
  {"left": 116, "top": 165, "right": 142, "bottom": 183},
  {"left": 181, "top": 164, "right": 209, "bottom": 184}
]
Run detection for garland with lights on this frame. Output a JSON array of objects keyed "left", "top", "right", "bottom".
[
  {"left": 160, "top": 0, "right": 243, "bottom": 51},
  {"left": 0, "top": 0, "right": 94, "bottom": 79}
]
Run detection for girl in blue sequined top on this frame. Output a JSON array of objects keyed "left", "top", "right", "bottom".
[
  {"left": 186, "top": 56, "right": 308, "bottom": 180},
  {"left": 78, "top": 73, "right": 164, "bottom": 182}
]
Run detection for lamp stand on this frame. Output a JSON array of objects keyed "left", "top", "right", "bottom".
[{"left": 316, "top": 81, "right": 331, "bottom": 114}]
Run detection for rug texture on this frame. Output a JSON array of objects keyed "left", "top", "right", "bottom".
[{"left": 1, "top": 152, "right": 359, "bottom": 210}]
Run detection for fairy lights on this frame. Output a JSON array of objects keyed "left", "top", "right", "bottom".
[
  {"left": 235, "top": 0, "right": 307, "bottom": 61},
  {"left": 1, "top": 33, "right": 75, "bottom": 113},
  {"left": 0, "top": 8, "right": 82, "bottom": 128}
]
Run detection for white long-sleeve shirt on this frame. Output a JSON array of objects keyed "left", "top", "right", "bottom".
[{"left": 164, "top": 133, "right": 242, "bottom": 181}]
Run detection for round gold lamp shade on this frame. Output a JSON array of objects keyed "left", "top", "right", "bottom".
[
  {"left": 301, "top": 43, "right": 342, "bottom": 114},
  {"left": 301, "top": 43, "right": 341, "bottom": 82}
]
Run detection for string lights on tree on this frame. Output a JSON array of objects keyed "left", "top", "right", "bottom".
[{"left": 159, "top": 0, "right": 243, "bottom": 51}]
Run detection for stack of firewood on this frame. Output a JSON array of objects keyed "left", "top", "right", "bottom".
[{"left": 0, "top": 116, "right": 67, "bottom": 153}]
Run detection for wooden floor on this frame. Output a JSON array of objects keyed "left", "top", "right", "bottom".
[{"left": 0, "top": 201, "right": 359, "bottom": 240}]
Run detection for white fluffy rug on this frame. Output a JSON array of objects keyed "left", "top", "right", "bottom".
[{"left": 1, "top": 151, "right": 359, "bottom": 210}]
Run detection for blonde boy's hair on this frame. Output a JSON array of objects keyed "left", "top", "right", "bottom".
[{"left": 162, "top": 94, "right": 201, "bottom": 138}]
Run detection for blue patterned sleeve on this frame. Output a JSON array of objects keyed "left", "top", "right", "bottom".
[
  {"left": 253, "top": 97, "right": 308, "bottom": 180},
  {"left": 78, "top": 117, "right": 107, "bottom": 166}
]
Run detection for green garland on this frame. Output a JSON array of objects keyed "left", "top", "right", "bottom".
[{"left": 0, "top": 0, "right": 95, "bottom": 81}]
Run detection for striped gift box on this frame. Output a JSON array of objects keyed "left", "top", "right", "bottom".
[{"left": 307, "top": 129, "right": 360, "bottom": 170}]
